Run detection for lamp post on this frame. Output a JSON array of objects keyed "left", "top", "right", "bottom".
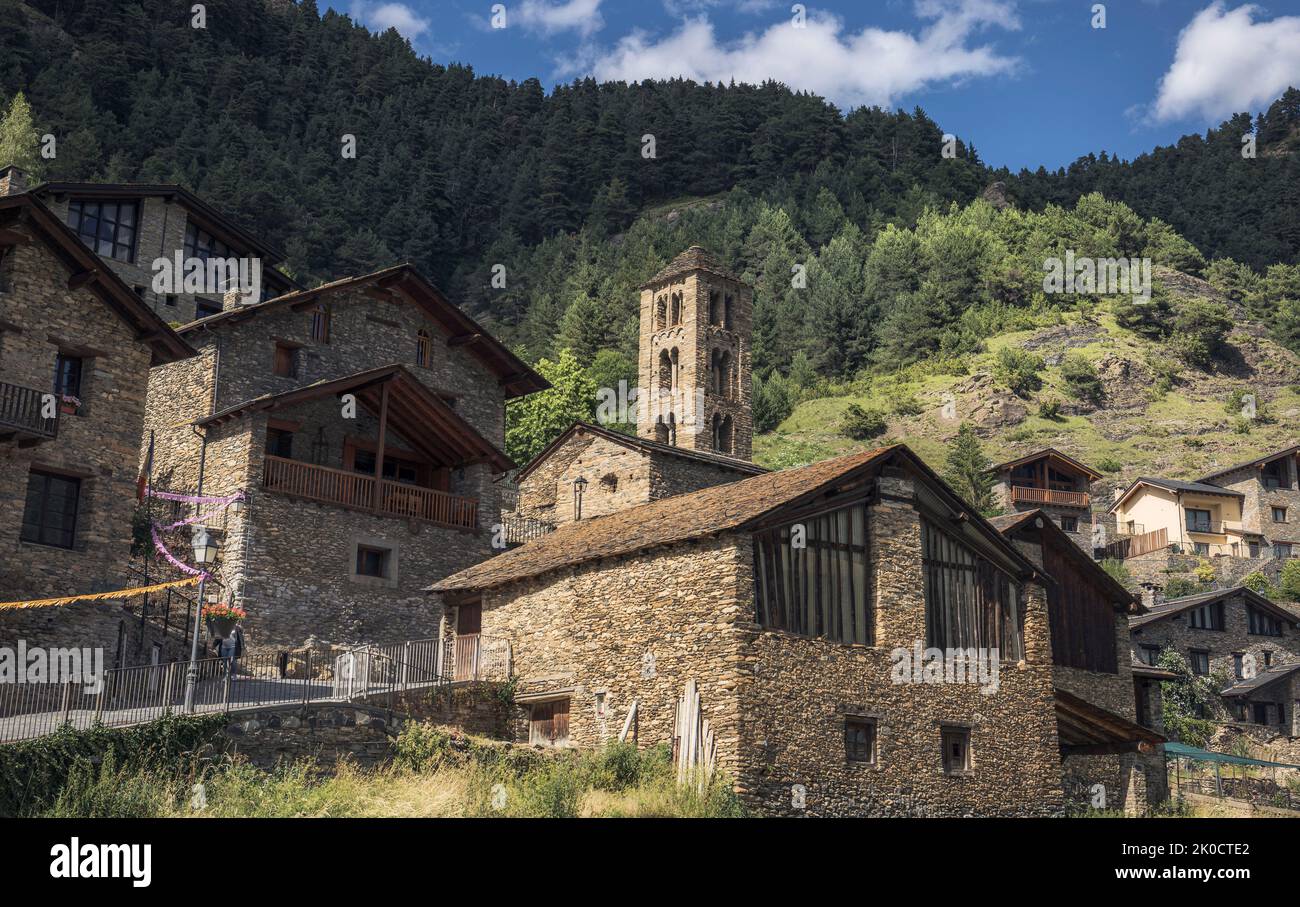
[
  {"left": 573, "top": 476, "right": 587, "bottom": 521},
  {"left": 184, "top": 525, "right": 219, "bottom": 712}
]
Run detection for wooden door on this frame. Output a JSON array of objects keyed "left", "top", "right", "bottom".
[{"left": 529, "top": 699, "right": 571, "bottom": 746}]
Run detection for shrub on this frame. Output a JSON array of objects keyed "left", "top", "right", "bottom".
[
  {"left": 753, "top": 372, "right": 794, "bottom": 433},
  {"left": 1059, "top": 354, "right": 1104, "bottom": 403},
  {"left": 1241, "top": 571, "right": 1271, "bottom": 594},
  {"left": 840, "top": 403, "right": 887, "bottom": 440},
  {"left": 1163, "top": 576, "right": 1206, "bottom": 599},
  {"left": 394, "top": 722, "right": 454, "bottom": 773},
  {"left": 1036, "top": 400, "right": 1062, "bottom": 420},
  {"left": 1281, "top": 559, "right": 1300, "bottom": 602},
  {"left": 1167, "top": 298, "right": 1232, "bottom": 369},
  {"left": 992, "top": 347, "right": 1044, "bottom": 397},
  {"left": 1095, "top": 457, "right": 1123, "bottom": 474},
  {"left": 1100, "top": 558, "right": 1130, "bottom": 585}
]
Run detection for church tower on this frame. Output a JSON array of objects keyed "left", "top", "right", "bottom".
[{"left": 637, "top": 246, "right": 753, "bottom": 460}]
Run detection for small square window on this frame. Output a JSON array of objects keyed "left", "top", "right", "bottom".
[
  {"left": 164, "top": 295, "right": 178, "bottom": 307},
  {"left": 355, "top": 545, "right": 389, "bottom": 578},
  {"left": 1060, "top": 516, "right": 1078, "bottom": 533},
  {"left": 274, "top": 343, "right": 299, "bottom": 378},
  {"left": 844, "top": 717, "right": 876, "bottom": 764},
  {"left": 265, "top": 427, "right": 293, "bottom": 459},
  {"left": 195, "top": 299, "right": 222, "bottom": 319},
  {"left": 941, "top": 727, "right": 971, "bottom": 774},
  {"left": 1272, "top": 507, "right": 1287, "bottom": 523}
]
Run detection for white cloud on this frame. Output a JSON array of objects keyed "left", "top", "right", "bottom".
[
  {"left": 588, "top": 0, "right": 1021, "bottom": 109},
  {"left": 1153, "top": 2, "right": 1300, "bottom": 122},
  {"left": 350, "top": 2, "right": 431, "bottom": 39},
  {"left": 517, "top": 0, "right": 605, "bottom": 37}
]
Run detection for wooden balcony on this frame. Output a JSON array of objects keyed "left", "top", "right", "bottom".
[
  {"left": 262, "top": 455, "right": 478, "bottom": 529},
  {"left": 1010, "top": 485, "right": 1089, "bottom": 508},
  {"left": 0, "top": 380, "right": 57, "bottom": 444}
]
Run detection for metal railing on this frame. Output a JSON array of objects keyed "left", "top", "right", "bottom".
[
  {"left": 0, "top": 379, "right": 57, "bottom": 440},
  {"left": 1114, "top": 521, "right": 1146, "bottom": 537},
  {"left": 442, "top": 634, "right": 512, "bottom": 682},
  {"left": 500, "top": 513, "right": 554, "bottom": 547},
  {"left": 0, "top": 638, "right": 451, "bottom": 744}
]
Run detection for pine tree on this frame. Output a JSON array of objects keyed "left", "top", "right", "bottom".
[{"left": 942, "top": 424, "right": 996, "bottom": 515}]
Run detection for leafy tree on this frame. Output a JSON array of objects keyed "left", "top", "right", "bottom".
[
  {"left": 1281, "top": 559, "right": 1300, "bottom": 602},
  {"left": 839, "top": 404, "right": 886, "bottom": 441},
  {"left": 1059, "top": 354, "right": 1103, "bottom": 404},
  {"left": 1168, "top": 299, "right": 1232, "bottom": 369},
  {"left": 1156, "top": 648, "right": 1222, "bottom": 747},
  {"left": 941, "top": 423, "right": 995, "bottom": 514},
  {"left": 504, "top": 349, "right": 596, "bottom": 465},
  {"left": 1241, "top": 571, "right": 1272, "bottom": 595},
  {"left": 0, "top": 91, "right": 42, "bottom": 177},
  {"left": 752, "top": 371, "right": 793, "bottom": 433},
  {"left": 992, "top": 347, "right": 1044, "bottom": 397}
]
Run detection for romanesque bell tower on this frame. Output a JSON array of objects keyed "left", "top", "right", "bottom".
[{"left": 636, "top": 246, "right": 753, "bottom": 460}]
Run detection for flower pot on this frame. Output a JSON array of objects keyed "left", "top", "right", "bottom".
[
  {"left": 59, "top": 402, "right": 78, "bottom": 415},
  {"left": 206, "top": 616, "right": 238, "bottom": 640}
]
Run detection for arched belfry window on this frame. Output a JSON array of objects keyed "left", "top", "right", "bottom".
[
  {"left": 658, "top": 349, "right": 672, "bottom": 390},
  {"left": 655, "top": 295, "right": 667, "bottom": 331},
  {"left": 720, "top": 415, "right": 733, "bottom": 454},
  {"left": 712, "top": 413, "right": 722, "bottom": 450},
  {"left": 655, "top": 416, "right": 669, "bottom": 444},
  {"left": 708, "top": 291, "right": 721, "bottom": 326},
  {"left": 416, "top": 329, "right": 432, "bottom": 368},
  {"left": 711, "top": 349, "right": 731, "bottom": 398},
  {"left": 724, "top": 294, "right": 734, "bottom": 330},
  {"left": 670, "top": 292, "right": 682, "bottom": 326}
]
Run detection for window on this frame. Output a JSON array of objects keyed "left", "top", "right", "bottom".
[
  {"left": 724, "top": 294, "right": 734, "bottom": 330},
  {"left": 599, "top": 473, "right": 618, "bottom": 493},
  {"left": 670, "top": 292, "right": 682, "bottom": 325},
  {"left": 195, "top": 299, "right": 222, "bottom": 319},
  {"left": 1193, "top": 542, "right": 1210, "bottom": 556},
  {"left": 67, "top": 199, "right": 138, "bottom": 262},
  {"left": 355, "top": 545, "right": 390, "bottom": 578},
  {"left": 941, "top": 727, "right": 971, "bottom": 774},
  {"left": 1262, "top": 459, "right": 1288, "bottom": 489},
  {"left": 1272, "top": 507, "right": 1287, "bottom": 523},
  {"left": 711, "top": 413, "right": 733, "bottom": 454},
  {"left": 265, "top": 428, "right": 293, "bottom": 459},
  {"left": 1060, "top": 516, "right": 1078, "bottom": 533},
  {"left": 708, "top": 290, "right": 721, "bottom": 326},
  {"left": 1188, "top": 601, "right": 1224, "bottom": 630},
  {"left": 1139, "top": 644, "right": 1162, "bottom": 666},
  {"left": 310, "top": 306, "right": 330, "bottom": 343},
  {"left": 1263, "top": 650, "right": 1273, "bottom": 668},
  {"left": 183, "top": 221, "right": 233, "bottom": 263},
  {"left": 1249, "top": 541, "right": 1261, "bottom": 559},
  {"left": 53, "top": 353, "right": 83, "bottom": 399},
  {"left": 528, "top": 699, "right": 570, "bottom": 747},
  {"left": 922, "top": 516, "right": 1023, "bottom": 660},
  {"left": 1185, "top": 508, "right": 1212, "bottom": 533},
  {"left": 753, "top": 501, "right": 871, "bottom": 645},
  {"left": 1248, "top": 606, "right": 1283, "bottom": 637},
  {"left": 1189, "top": 650, "right": 1210, "bottom": 675},
  {"left": 415, "top": 329, "right": 432, "bottom": 368},
  {"left": 273, "top": 343, "right": 299, "bottom": 378},
  {"left": 21, "top": 471, "right": 80, "bottom": 549},
  {"left": 352, "top": 449, "right": 421, "bottom": 485},
  {"left": 164, "top": 295, "right": 178, "bottom": 307},
  {"left": 654, "top": 295, "right": 667, "bottom": 331},
  {"left": 1274, "top": 543, "right": 1293, "bottom": 560},
  {"left": 1233, "top": 653, "right": 1245, "bottom": 679},
  {"left": 1252, "top": 703, "right": 1269, "bottom": 725},
  {"left": 844, "top": 717, "right": 876, "bottom": 764}
]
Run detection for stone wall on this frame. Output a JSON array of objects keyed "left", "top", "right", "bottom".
[
  {"left": 0, "top": 229, "right": 156, "bottom": 655},
  {"left": 465, "top": 471, "right": 1070, "bottom": 817},
  {"left": 1213, "top": 458, "right": 1300, "bottom": 549},
  {"left": 221, "top": 703, "right": 398, "bottom": 770}
]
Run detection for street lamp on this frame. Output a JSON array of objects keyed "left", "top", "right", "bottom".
[
  {"left": 573, "top": 476, "right": 587, "bottom": 521},
  {"left": 183, "top": 525, "right": 219, "bottom": 712}
]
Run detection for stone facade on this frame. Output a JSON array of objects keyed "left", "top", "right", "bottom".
[
  {"left": 514, "top": 425, "right": 763, "bottom": 527},
  {"left": 446, "top": 461, "right": 1071, "bottom": 817},
  {"left": 18, "top": 180, "right": 296, "bottom": 325},
  {"left": 143, "top": 275, "right": 531, "bottom": 652},
  {"left": 0, "top": 197, "right": 191, "bottom": 665},
  {"left": 1205, "top": 452, "right": 1300, "bottom": 555},
  {"left": 1129, "top": 590, "right": 1300, "bottom": 734},
  {"left": 636, "top": 247, "right": 753, "bottom": 460}
]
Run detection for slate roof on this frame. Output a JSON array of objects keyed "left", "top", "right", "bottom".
[
  {"left": 1196, "top": 445, "right": 1300, "bottom": 484},
  {"left": 639, "top": 245, "right": 747, "bottom": 288},
  {"left": 515, "top": 421, "right": 767, "bottom": 482},
  {"left": 990, "top": 448, "right": 1102, "bottom": 480},
  {"left": 1220, "top": 662, "right": 1300, "bottom": 697},
  {"left": 1129, "top": 586, "right": 1299, "bottom": 630},
  {"left": 989, "top": 509, "right": 1139, "bottom": 611},
  {"left": 1109, "top": 476, "right": 1243, "bottom": 512}
]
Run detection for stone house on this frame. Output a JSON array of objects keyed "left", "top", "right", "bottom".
[
  {"left": 989, "top": 510, "right": 1166, "bottom": 813},
  {"left": 434, "top": 443, "right": 1162, "bottom": 817},
  {"left": 511, "top": 421, "right": 765, "bottom": 529},
  {"left": 1129, "top": 586, "right": 1300, "bottom": 737},
  {"left": 0, "top": 166, "right": 299, "bottom": 324},
  {"left": 0, "top": 191, "right": 194, "bottom": 664},
  {"left": 1195, "top": 445, "right": 1300, "bottom": 561},
  {"left": 990, "top": 448, "right": 1099, "bottom": 550},
  {"left": 143, "top": 264, "right": 545, "bottom": 651}
]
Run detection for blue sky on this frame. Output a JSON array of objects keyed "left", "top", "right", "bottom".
[{"left": 339, "top": 0, "right": 1300, "bottom": 170}]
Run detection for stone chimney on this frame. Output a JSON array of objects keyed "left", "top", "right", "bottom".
[
  {"left": 1138, "top": 582, "right": 1164, "bottom": 610},
  {"left": 0, "top": 165, "right": 29, "bottom": 197}
]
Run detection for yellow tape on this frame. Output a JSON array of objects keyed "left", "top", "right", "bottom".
[{"left": 0, "top": 576, "right": 202, "bottom": 611}]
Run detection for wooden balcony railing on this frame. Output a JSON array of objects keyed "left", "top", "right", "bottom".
[
  {"left": 0, "top": 380, "right": 57, "bottom": 441},
  {"left": 262, "top": 455, "right": 478, "bottom": 529},
  {"left": 1010, "top": 485, "right": 1089, "bottom": 508}
]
